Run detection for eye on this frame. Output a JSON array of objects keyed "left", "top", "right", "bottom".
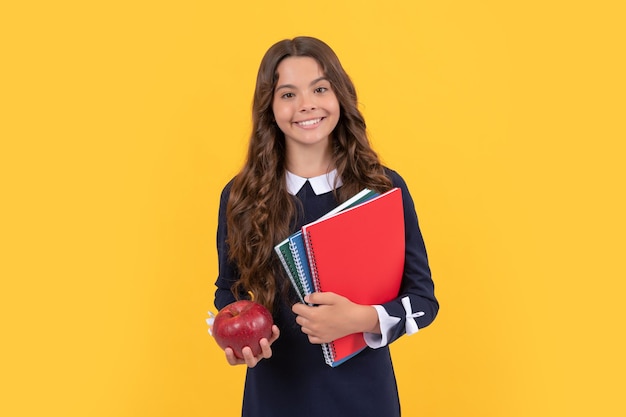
[
  {"left": 314, "top": 86, "right": 328, "bottom": 94},
  {"left": 280, "top": 92, "right": 295, "bottom": 99}
]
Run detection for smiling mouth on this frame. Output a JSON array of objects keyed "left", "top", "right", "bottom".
[{"left": 295, "top": 117, "right": 324, "bottom": 127}]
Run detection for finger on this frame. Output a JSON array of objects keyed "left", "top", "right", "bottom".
[
  {"left": 293, "top": 302, "right": 318, "bottom": 320},
  {"left": 299, "top": 324, "right": 315, "bottom": 337},
  {"left": 295, "top": 315, "right": 306, "bottom": 327},
  {"left": 224, "top": 347, "right": 243, "bottom": 366},
  {"left": 269, "top": 325, "right": 280, "bottom": 344},
  {"left": 241, "top": 346, "right": 259, "bottom": 368},
  {"left": 259, "top": 338, "right": 273, "bottom": 359},
  {"left": 291, "top": 302, "right": 309, "bottom": 316},
  {"left": 307, "top": 335, "right": 324, "bottom": 344},
  {"left": 261, "top": 326, "right": 280, "bottom": 358},
  {"left": 305, "top": 291, "right": 340, "bottom": 306}
]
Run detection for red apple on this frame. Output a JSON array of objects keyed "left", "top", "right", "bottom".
[{"left": 212, "top": 300, "right": 274, "bottom": 359}]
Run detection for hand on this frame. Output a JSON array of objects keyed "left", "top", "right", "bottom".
[
  {"left": 224, "top": 325, "right": 280, "bottom": 368},
  {"left": 291, "top": 292, "right": 379, "bottom": 344}
]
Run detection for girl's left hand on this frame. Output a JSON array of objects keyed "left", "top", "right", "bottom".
[{"left": 291, "top": 292, "right": 379, "bottom": 344}]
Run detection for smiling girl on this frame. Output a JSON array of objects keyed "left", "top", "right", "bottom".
[{"left": 214, "top": 36, "right": 438, "bottom": 417}]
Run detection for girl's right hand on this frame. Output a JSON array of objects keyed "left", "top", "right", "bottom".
[{"left": 224, "top": 325, "right": 280, "bottom": 368}]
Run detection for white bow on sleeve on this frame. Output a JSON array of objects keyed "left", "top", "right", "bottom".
[{"left": 402, "top": 296, "right": 425, "bottom": 335}]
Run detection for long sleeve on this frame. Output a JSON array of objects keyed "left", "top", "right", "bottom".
[
  {"left": 214, "top": 180, "right": 240, "bottom": 310},
  {"left": 364, "top": 169, "right": 439, "bottom": 347}
]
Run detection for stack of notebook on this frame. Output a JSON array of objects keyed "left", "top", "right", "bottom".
[{"left": 274, "top": 187, "right": 406, "bottom": 367}]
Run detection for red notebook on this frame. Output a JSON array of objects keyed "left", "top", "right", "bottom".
[{"left": 301, "top": 187, "right": 405, "bottom": 366}]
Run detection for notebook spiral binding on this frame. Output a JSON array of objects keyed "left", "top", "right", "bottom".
[
  {"left": 322, "top": 342, "right": 334, "bottom": 366},
  {"left": 303, "top": 232, "right": 334, "bottom": 365},
  {"left": 303, "top": 232, "right": 321, "bottom": 293},
  {"left": 289, "top": 239, "right": 312, "bottom": 296},
  {"left": 276, "top": 245, "right": 305, "bottom": 304}
]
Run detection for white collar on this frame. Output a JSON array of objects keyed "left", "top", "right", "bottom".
[{"left": 286, "top": 169, "right": 343, "bottom": 195}]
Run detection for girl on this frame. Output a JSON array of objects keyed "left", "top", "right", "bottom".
[{"left": 214, "top": 36, "right": 438, "bottom": 417}]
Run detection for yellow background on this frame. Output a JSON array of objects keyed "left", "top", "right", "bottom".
[{"left": 1, "top": 1, "right": 625, "bottom": 416}]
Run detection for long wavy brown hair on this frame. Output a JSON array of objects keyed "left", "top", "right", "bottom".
[{"left": 227, "top": 36, "right": 392, "bottom": 311}]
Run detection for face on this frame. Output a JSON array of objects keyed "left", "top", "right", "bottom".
[{"left": 272, "top": 57, "right": 340, "bottom": 151}]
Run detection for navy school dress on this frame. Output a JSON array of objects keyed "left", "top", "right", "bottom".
[{"left": 214, "top": 168, "right": 438, "bottom": 417}]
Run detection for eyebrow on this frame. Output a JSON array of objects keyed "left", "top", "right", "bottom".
[{"left": 275, "top": 77, "right": 329, "bottom": 91}]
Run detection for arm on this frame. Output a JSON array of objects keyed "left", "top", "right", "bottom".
[
  {"left": 214, "top": 182, "right": 239, "bottom": 310},
  {"left": 291, "top": 170, "right": 438, "bottom": 346},
  {"left": 364, "top": 169, "right": 439, "bottom": 347},
  {"left": 213, "top": 181, "right": 280, "bottom": 366}
]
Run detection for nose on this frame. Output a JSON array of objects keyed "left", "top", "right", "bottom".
[{"left": 298, "top": 92, "right": 316, "bottom": 112}]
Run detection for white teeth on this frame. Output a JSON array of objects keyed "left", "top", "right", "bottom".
[{"left": 297, "top": 118, "right": 321, "bottom": 126}]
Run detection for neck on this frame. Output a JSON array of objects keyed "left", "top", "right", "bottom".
[{"left": 286, "top": 142, "right": 333, "bottom": 178}]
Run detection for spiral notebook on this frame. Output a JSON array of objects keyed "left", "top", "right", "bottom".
[
  {"left": 275, "top": 237, "right": 308, "bottom": 303},
  {"left": 274, "top": 189, "right": 378, "bottom": 304},
  {"left": 302, "top": 187, "right": 405, "bottom": 367}
]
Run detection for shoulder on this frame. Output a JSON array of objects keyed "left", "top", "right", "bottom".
[
  {"left": 218, "top": 178, "right": 237, "bottom": 215},
  {"left": 383, "top": 166, "right": 409, "bottom": 190},
  {"left": 219, "top": 177, "right": 235, "bottom": 201},
  {"left": 382, "top": 166, "right": 419, "bottom": 211}
]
